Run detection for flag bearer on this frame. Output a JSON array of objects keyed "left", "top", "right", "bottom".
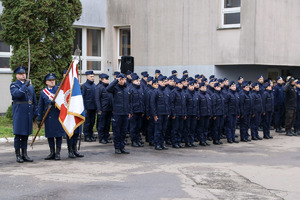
[
  {"left": 37, "top": 73, "right": 65, "bottom": 160},
  {"left": 10, "top": 66, "right": 37, "bottom": 163}
]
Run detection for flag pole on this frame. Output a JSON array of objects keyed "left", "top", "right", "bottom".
[{"left": 30, "top": 61, "right": 74, "bottom": 147}]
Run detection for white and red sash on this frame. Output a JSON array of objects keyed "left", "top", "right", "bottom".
[{"left": 43, "top": 88, "right": 54, "bottom": 101}]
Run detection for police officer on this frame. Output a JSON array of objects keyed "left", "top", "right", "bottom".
[
  {"left": 82, "top": 71, "right": 97, "bottom": 142},
  {"left": 145, "top": 77, "right": 156, "bottom": 146},
  {"left": 211, "top": 82, "right": 225, "bottom": 145},
  {"left": 113, "top": 71, "right": 120, "bottom": 79},
  {"left": 262, "top": 83, "right": 274, "bottom": 139},
  {"left": 129, "top": 74, "right": 145, "bottom": 147},
  {"left": 172, "top": 70, "right": 178, "bottom": 77},
  {"left": 140, "top": 71, "right": 149, "bottom": 90},
  {"left": 250, "top": 83, "right": 263, "bottom": 140},
  {"left": 37, "top": 73, "right": 65, "bottom": 160},
  {"left": 150, "top": 76, "right": 170, "bottom": 150},
  {"left": 106, "top": 73, "right": 130, "bottom": 154},
  {"left": 95, "top": 73, "right": 113, "bottom": 144},
  {"left": 170, "top": 78, "right": 186, "bottom": 148},
  {"left": 154, "top": 69, "right": 161, "bottom": 81},
  {"left": 224, "top": 81, "right": 239, "bottom": 143},
  {"left": 197, "top": 83, "right": 212, "bottom": 146},
  {"left": 239, "top": 82, "right": 252, "bottom": 142},
  {"left": 10, "top": 66, "right": 37, "bottom": 163},
  {"left": 126, "top": 70, "right": 133, "bottom": 87},
  {"left": 183, "top": 70, "right": 188, "bottom": 77},
  {"left": 257, "top": 75, "right": 265, "bottom": 96},
  {"left": 273, "top": 76, "right": 285, "bottom": 133},
  {"left": 185, "top": 80, "right": 198, "bottom": 147},
  {"left": 284, "top": 77, "right": 297, "bottom": 136},
  {"left": 236, "top": 76, "right": 244, "bottom": 93}
]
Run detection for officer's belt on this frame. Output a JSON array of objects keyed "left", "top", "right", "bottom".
[{"left": 13, "top": 101, "right": 32, "bottom": 104}]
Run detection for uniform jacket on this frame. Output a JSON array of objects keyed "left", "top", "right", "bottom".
[
  {"left": 95, "top": 82, "right": 113, "bottom": 112},
  {"left": 297, "top": 88, "right": 300, "bottom": 110},
  {"left": 211, "top": 90, "right": 225, "bottom": 116},
  {"left": 225, "top": 89, "right": 240, "bottom": 115},
  {"left": 273, "top": 84, "right": 285, "bottom": 107},
  {"left": 106, "top": 79, "right": 130, "bottom": 115},
  {"left": 129, "top": 84, "right": 145, "bottom": 114},
  {"left": 186, "top": 89, "right": 198, "bottom": 116},
  {"left": 150, "top": 85, "right": 170, "bottom": 116},
  {"left": 284, "top": 83, "right": 297, "bottom": 110},
  {"left": 82, "top": 79, "right": 96, "bottom": 110},
  {"left": 10, "top": 80, "right": 37, "bottom": 136},
  {"left": 169, "top": 87, "right": 186, "bottom": 116},
  {"left": 262, "top": 90, "right": 274, "bottom": 113},
  {"left": 37, "top": 86, "right": 65, "bottom": 138},
  {"left": 198, "top": 90, "right": 212, "bottom": 117},
  {"left": 239, "top": 90, "right": 252, "bottom": 116},
  {"left": 251, "top": 91, "right": 263, "bottom": 114},
  {"left": 145, "top": 85, "right": 154, "bottom": 117}
]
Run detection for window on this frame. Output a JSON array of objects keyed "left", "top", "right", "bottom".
[
  {"left": 0, "top": 23, "right": 12, "bottom": 71},
  {"left": 72, "top": 27, "right": 103, "bottom": 73},
  {"left": 117, "top": 27, "right": 131, "bottom": 70},
  {"left": 221, "top": 0, "right": 241, "bottom": 28}
]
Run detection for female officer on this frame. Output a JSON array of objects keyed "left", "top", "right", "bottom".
[{"left": 37, "top": 73, "right": 65, "bottom": 160}]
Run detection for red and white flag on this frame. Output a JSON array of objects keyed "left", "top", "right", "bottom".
[{"left": 55, "top": 60, "right": 85, "bottom": 138}]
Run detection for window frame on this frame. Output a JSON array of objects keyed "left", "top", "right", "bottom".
[
  {"left": 72, "top": 26, "right": 103, "bottom": 74},
  {"left": 0, "top": 45, "right": 12, "bottom": 73},
  {"left": 117, "top": 26, "right": 131, "bottom": 71},
  {"left": 221, "top": 0, "right": 241, "bottom": 29}
]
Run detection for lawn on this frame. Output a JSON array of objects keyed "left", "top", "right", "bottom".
[{"left": 0, "top": 116, "right": 45, "bottom": 138}]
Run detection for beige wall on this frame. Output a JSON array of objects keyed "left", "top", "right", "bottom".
[{"left": 104, "top": 0, "right": 300, "bottom": 72}]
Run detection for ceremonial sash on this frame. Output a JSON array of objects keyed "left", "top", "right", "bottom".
[{"left": 43, "top": 88, "right": 54, "bottom": 101}]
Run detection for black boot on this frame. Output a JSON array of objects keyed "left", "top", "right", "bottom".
[
  {"left": 45, "top": 147, "right": 55, "bottom": 160},
  {"left": 22, "top": 149, "right": 33, "bottom": 162},
  {"left": 15, "top": 149, "right": 24, "bottom": 163},
  {"left": 68, "top": 145, "right": 76, "bottom": 158},
  {"left": 55, "top": 147, "right": 61, "bottom": 160},
  {"left": 73, "top": 144, "right": 84, "bottom": 157}
]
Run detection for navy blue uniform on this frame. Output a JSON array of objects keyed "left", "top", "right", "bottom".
[
  {"left": 185, "top": 89, "right": 198, "bottom": 145},
  {"left": 273, "top": 84, "right": 285, "bottom": 130},
  {"left": 294, "top": 88, "right": 300, "bottom": 132},
  {"left": 82, "top": 79, "right": 97, "bottom": 140},
  {"left": 10, "top": 80, "right": 37, "bottom": 150},
  {"left": 239, "top": 90, "right": 252, "bottom": 141},
  {"left": 197, "top": 90, "right": 212, "bottom": 144},
  {"left": 129, "top": 84, "right": 145, "bottom": 144},
  {"left": 224, "top": 89, "right": 239, "bottom": 142},
  {"left": 284, "top": 83, "right": 297, "bottom": 133},
  {"left": 165, "top": 85, "right": 174, "bottom": 144},
  {"left": 211, "top": 90, "right": 225, "bottom": 143},
  {"left": 250, "top": 91, "right": 263, "bottom": 139},
  {"left": 169, "top": 87, "right": 186, "bottom": 146},
  {"left": 150, "top": 85, "right": 170, "bottom": 148},
  {"left": 145, "top": 85, "right": 155, "bottom": 144},
  {"left": 95, "top": 82, "right": 113, "bottom": 142},
  {"left": 262, "top": 90, "right": 274, "bottom": 138},
  {"left": 107, "top": 79, "right": 130, "bottom": 150}
]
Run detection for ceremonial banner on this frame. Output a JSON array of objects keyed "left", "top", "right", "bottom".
[{"left": 56, "top": 60, "right": 85, "bottom": 138}]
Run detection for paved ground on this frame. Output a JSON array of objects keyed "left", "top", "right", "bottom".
[{"left": 0, "top": 131, "right": 300, "bottom": 200}]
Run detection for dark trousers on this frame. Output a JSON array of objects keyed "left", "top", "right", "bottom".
[
  {"left": 251, "top": 112, "right": 261, "bottom": 138},
  {"left": 171, "top": 116, "right": 184, "bottom": 145},
  {"left": 262, "top": 111, "right": 272, "bottom": 137},
  {"left": 48, "top": 137, "right": 62, "bottom": 148},
  {"left": 154, "top": 115, "right": 168, "bottom": 146},
  {"left": 225, "top": 114, "right": 237, "bottom": 141},
  {"left": 66, "top": 127, "right": 80, "bottom": 146},
  {"left": 285, "top": 109, "right": 297, "bottom": 131},
  {"left": 14, "top": 135, "right": 28, "bottom": 150},
  {"left": 240, "top": 114, "right": 251, "bottom": 140},
  {"left": 129, "top": 113, "right": 143, "bottom": 143},
  {"left": 186, "top": 116, "right": 197, "bottom": 144},
  {"left": 293, "top": 110, "right": 300, "bottom": 130},
  {"left": 112, "top": 115, "right": 128, "bottom": 149},
  {"left": 212, "top": 115, "right": 224, "bottom": 141},
  {"left": 147, "top": 117, "right": 155, "bottom": 144},
  {"left": 97, "top": 111, "right": 112, "bottom": 141},
  {"left": 199, "top": 116, "right": 210, "bottom": 143},
  {"left": 83, "top": 109, "right": 96, "bottom": 138},
  {"left": 165, "top": 117, "right": 172, "bottom": 142},
  {"left": 274, "top": 105, "right": 285, "bottom": 128}
]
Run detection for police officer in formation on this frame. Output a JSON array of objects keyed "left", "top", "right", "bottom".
[{"left": 10, "top": 66, "right": 37, "bottom": 163}]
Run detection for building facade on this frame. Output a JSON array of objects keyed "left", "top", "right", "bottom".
[{"left": 0, "top": 0, "right": 300, "bottom": 113}]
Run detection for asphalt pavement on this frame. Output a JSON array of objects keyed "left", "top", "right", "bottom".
[{"left": 0, "top": 131, "right": 300, "bottom": 200}]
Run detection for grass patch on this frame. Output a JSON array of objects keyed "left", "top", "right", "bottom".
[{"left": 0, "top": 116, "right": 45, "bottom": 138}]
